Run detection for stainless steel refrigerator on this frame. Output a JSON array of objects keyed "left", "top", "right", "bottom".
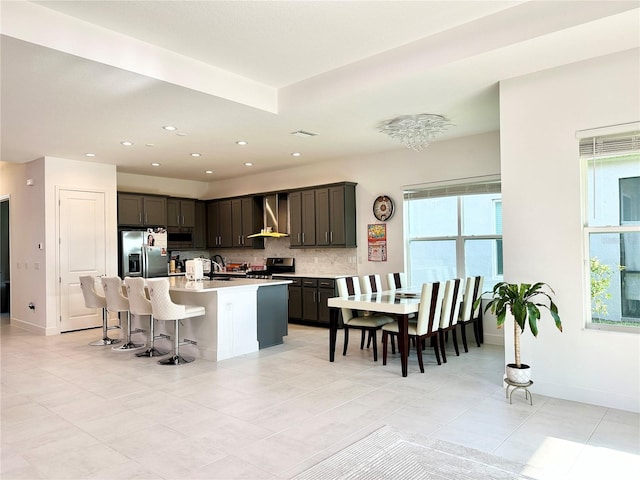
[{"left": 120, "top": 230, "right": 167, "bottom": 278}]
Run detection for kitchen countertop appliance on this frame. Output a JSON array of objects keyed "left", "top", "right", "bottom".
[
  {"left": 246, "top": 257, "right": 295, "bottom": 279},
  {"left": 185, "top": 259, "right": 207, "bottom": 281}
]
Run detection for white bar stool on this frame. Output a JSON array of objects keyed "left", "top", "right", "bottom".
[
  {"left": 79, "top": 275, "right": 120, "bottom": 346},
  {"left": 124, "top": 277, "right": 167, "bottom": 358},
  {"left": 147, "top": 278, "right": 204, "bottom": 365},
  {"left": 101, "top": 276, "right": 145, "bottom": 352}
]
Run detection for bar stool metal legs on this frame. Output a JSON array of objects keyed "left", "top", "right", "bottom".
[
  {"left": 158, "top": 319, "right": 197, "bottom": 365},
  {"left": 89, "top": 307, "right": 121, "bottom": 346},
  {"left": 112, "top": 311, "right": 145, "bottom": 351},
  {"left": 136, "top": 315, "right": 167, "bottom": 357}
]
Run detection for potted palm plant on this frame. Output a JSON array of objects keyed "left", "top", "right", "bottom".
[{"left": 475, "top": 282, "right": 562, "bottom": 384}]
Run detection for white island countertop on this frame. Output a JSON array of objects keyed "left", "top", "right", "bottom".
[{"left": 167, "top": 276, "right": 291, "bottom": 292}]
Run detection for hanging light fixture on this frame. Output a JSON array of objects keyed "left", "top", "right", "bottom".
[{"left": 378, "top": 113, "right": 453, "bottom": 151}]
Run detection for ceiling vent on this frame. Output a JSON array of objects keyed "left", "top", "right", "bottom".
[{"left": 290, "top": 130, "right": 318, "bottom": 138}]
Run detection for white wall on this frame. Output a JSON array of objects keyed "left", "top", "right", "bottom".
[
  {"left": 500, "top": 49, "right": 640, "bottom": 412},
  {"left": 0, "top": 157, "right": 118, "bottom": 335}
]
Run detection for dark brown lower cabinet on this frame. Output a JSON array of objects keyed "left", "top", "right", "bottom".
[{"left": 285, "top": 277, "right": 336, "bottom": 326}]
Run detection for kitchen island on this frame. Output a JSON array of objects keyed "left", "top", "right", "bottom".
[{"left": 165, "top": 276, "right": 291, "bottom": 362}]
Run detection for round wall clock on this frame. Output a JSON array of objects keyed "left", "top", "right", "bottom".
[{"left": 373, "top": 195, "right": 394, "bottom": 221}]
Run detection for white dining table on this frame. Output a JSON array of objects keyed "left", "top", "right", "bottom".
[{"left": 327, "top": 289, "right": 421, "bottom": 377}]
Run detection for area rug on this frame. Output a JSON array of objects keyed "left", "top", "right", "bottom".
[{"left": 293, "top": 426, "right": 536, "bottom": 480}]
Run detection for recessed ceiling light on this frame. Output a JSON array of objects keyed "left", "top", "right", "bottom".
[
  {"left": 190, "top": 153, "right": 201, "bottom": 157},
  {"left": 84, "top": 153, "right": 96, "bottom": 157},
  {"left": 145, "top": 143, "right": 154, "bottom": 147},
  {"left": 121, "top": 141, "right": 134, "bottom": 146},
  {"left": 236, "top": 140, "right": 248, "bottom": 145},
  {"left": 291, "top": 152, "right": 301, "bottom": 157},
  {"left": 176, "top": 132, "right": 188, "bottom": 137},
  {"left": 244, "top": 162, "right": 253, "bottom": 167},
  {"left": 151, "top": 162, "right": 160, "bottom": 167},
  {"left": 162, "top": 125, "right": 177, "bottom": 131},
  {"left": 205, "top": 170, "right": 214, "bottom": 174}
]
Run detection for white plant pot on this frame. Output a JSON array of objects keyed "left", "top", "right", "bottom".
[{"left": 506, "top": 363, "right": 531, "bottom": 384}]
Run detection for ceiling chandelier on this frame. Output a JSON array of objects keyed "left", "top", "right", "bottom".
[{"left": 378, "top": 113, "right": 453, "bottom": 151}]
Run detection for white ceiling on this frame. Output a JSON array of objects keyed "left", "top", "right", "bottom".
[{"left": 1, "top": 1, "right": 639, "bottom": 182}]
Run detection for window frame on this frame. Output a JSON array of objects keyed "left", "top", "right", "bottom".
[
  {"left": 579, "top": 123, "right": 640, "bottom": 333},
  {"left": 403, "top": 178, "right": 502, "bottom": 286}
]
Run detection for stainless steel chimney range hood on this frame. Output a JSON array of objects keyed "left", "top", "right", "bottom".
[{"left": 247, "top": 193, "right": 289, "bottom": 238}]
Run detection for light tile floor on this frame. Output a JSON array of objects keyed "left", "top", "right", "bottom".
[{"left": 1, "top": 323, "right": 639, "bottom": 479}]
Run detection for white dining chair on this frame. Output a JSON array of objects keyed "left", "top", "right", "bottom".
[
  {"left": 336, "top": 276, "right": 393, "bottom": 362},
  {"left": 382, "top": 282, "right": 444, "bottom": 373},
  {"left": 458, "top": 276, "right": 484, "bottom": 352},
  {"left": 386, "top": 272, "right": 407, "bottom": 290},
  {"left": 438, "top": 278, "right": 463, "bottom": 363},
  {"left": 360, "top": 274, "right": 383, "bottom": 294}
]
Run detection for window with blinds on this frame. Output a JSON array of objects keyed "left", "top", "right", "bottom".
[
  {"left": 581, "top": 128, "right": 640, "bottom": 330},
  {"left": 404, "top": 178, "right": 502, "bottom": 287}
]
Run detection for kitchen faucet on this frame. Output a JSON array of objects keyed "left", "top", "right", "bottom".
[
  {"left": 211, "top": 254, "right": 225, "bottom": 268},
  {"left": 211, "top": 261, "right": 223, "bottom": 273}
]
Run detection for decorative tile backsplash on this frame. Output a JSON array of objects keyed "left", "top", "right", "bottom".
[{"left": 173, "top": 237, "right": 358, "bottom": 275}]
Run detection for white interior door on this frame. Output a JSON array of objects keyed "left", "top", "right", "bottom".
[{"left": 59, "top": 189, "right": 107, "bottom": 332}]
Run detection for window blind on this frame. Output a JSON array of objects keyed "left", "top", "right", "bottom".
[
  {"left": 579, "top": 132, "right": 640, "bottom": 159},
  {"left": 404, "top": 181, "right": 501, "bottom": 200}
]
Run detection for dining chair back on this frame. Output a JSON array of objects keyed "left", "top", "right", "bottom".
[
  {"left": 79, "top": 275, "right": 120, "bottom": 346},
  {"left": 459, "top": 275, "right": 484, "bottom": 352},
  {"left": 386, "top": 272, "right": 407, "bottom": 290},
  {"left": 360, "top": 274, "right": 383, "bottom": 294},
  {"left": 415, "top": 282, "right": 444, "bottom": 337},
  {"left": 381, "top": 281, "right": 444, "bottom": 372},
  {"left": 438, "top": 278, "right": 463, "bottom": 362},
  {"left": 336, "top": 276, "right": 392, "bottom": 361},
  {"left": 336, "top": 276, "right": 361, "bottom": 323},
  {"left": 102, "top": 276, "right": 145, "bottom": 351}
]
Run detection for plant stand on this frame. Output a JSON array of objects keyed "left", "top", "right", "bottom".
[{"left": 505, "top": 379, "right": 534, "bottom": 405}]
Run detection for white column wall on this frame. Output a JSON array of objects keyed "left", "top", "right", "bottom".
[
  {"left": 0, "top": 160, "right": 46, "bottom": 333},
  {"left": 0, "top": 157, "right": 117, "bottom": 334},
  {"left": 500, "top": 49, "right": 640, "bottom": 412}
]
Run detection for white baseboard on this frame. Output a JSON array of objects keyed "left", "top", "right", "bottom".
[
  {"left": 483, "top": 332, "right": 504, "bottom": 346},
  {"left": 9, "top": 317, "right": 59, "bottom": 336}
]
